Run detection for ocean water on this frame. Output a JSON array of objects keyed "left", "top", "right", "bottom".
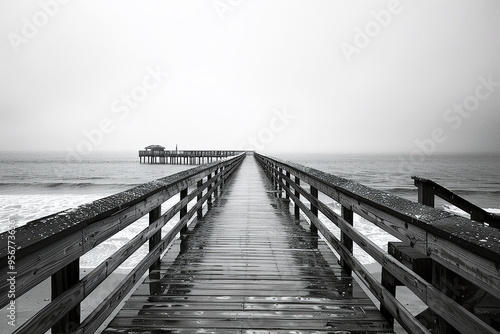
[{"left": 1, "top": 151, "right": 499, "bottom": 267}]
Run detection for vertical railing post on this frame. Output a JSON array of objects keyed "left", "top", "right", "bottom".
[
  {"left": 340, "top": 206, "right": 353, "bottom": 275},
  {"left": 277, "top": 167, "right": 283, "bottom": 198},
  {"left": 148, "top": 205, "right": 162, "bottom": 294},
  {"left": 207, "top": 173, "right": 213, "bottom": 207},
  {"left": 310, "top": 186, "right": 318, "bottom": 249},
  {"left": 197, "top": 179, "right": 203, "bottom": 220},
  {"left": 149, "top": 205, "right": 162, "bottom": 273},
  {"left": 285, "top": 171, "right": 290, "bottom": 200},
  {"left": 470, "top": 207, "right": 485, "bottom": 222},
  {"left": 214, "top": 169, "right": 219, "bottom": 197},
  {"left": 51, "top": 259, "right": 80, "bottom": 334},
  {"left": 416, "top": 182, "right": 459, "bottom": 334},
  {"left": 415, "top": 179, "right": 435, "bottom": 207},
  {"left": 272, "top": 164, "right": 277, "bottom": 196},
  {"left": 221, "top": 166, "right": 225, "bottom": 190},
  {"left": 432, "top": 263, "right": 461, "bottom": 334},
  {"left": 294, "top": 176, "right": 300, "bottom": 219},
  {"left": 339, "top": 204, "right": 355, "bottom": 301},
  {"left": 381, "top": 268, "right": 396, "bottom": 328},
  {"left": 180, "top": 188, "right": 188, "bottom": 235}
]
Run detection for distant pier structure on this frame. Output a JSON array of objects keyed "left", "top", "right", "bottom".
[{"left": 139, "top": 145, "right": 244, "bottom": 164}]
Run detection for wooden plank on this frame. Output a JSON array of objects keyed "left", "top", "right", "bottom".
[
  {"left": 115, "top": 305, "right": 383, "bottom": 323},
  {"left": 106, "top": 318, "right": 393, "bottom": 331},
  {"left": 14, "top": 282, "right": 85, "bottom": 334},
  {"left": 0, "top": 231, "right": 84, "bottom": 307},
  {"left": 81, "top": 188, "right": 171, "bottom": 252},
  {"left": 427, "top": 284, "right": 498, "bottom": 334},
  {"left": 428, "top": 234, "right": 500, "bottom": 299},
  {"left": 125, "top": 295, "right": 377, "bottom": 305}
]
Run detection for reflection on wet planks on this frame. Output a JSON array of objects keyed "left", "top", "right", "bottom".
[{"left": 103, "top": 157, "right": 393, "bottom": 333}]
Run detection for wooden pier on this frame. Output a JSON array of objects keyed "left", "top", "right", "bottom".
[
  {"left": 1, "top": 152, "right": 500, "bottom": 334},
  {"left": 139, "top": 145, "right": 243, "bottom": 164},
  {"left": 104, "top": 156, "right": 392, "bottom": 333}
]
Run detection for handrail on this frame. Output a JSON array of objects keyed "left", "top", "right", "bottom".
[
  {"left": 412, "top": 176, "right": 500, "bottom": 228},
  {"left": 255, "top": 152, "right": 500, "bottom": 334},
  {"left": 0, "top": 153, "right": 245, "bottom": 334}
]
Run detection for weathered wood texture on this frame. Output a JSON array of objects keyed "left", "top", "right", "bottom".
[
  {"left": 255, "top": 153, "right": 500, "bottom": 334},
  {"left": 104, "top": 157, "right": 393, "bottom": 333}
]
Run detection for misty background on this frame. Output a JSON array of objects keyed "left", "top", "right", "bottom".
[{"left": 1, "top": 0, "right": 499, "bottom": 154}]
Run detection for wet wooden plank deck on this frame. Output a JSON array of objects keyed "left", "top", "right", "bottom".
[{"left": 103, "top": 156, "right": 393, "bottom": 333}]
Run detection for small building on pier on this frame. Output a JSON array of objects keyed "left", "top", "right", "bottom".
[{"left": 144, "top": 145, "right": 165, "bottom": 152}]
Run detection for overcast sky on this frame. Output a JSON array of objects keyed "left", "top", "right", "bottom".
[{"left": 1, "top": 0, "right": 499, "bottom": 154}]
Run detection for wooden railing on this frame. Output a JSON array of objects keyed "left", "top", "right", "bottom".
[
  {"left": 412, "top": 176, "right": 500, "bottom": 228},
  {"left": 0, "top": 153, "right": 245, "bottom": 334},
  {"left": 255, "top": 153, "right": 500, "bottom": 334}
]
